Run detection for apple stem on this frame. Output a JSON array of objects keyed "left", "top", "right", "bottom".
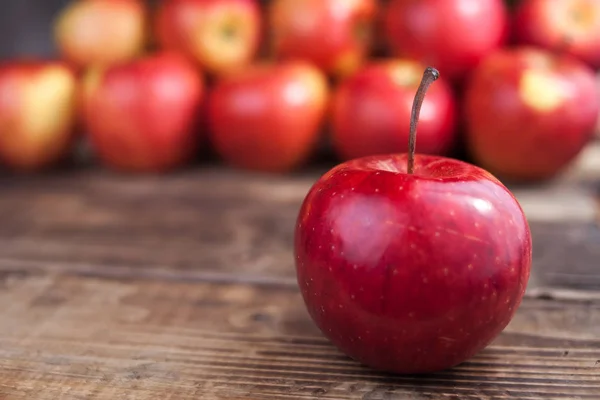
[{"left": 407, "top": 67, "right": 440, "bottom": 175}]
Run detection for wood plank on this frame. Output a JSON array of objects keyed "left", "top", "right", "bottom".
[
  {"left": 0, "top": 272, "right": 598, "bottom": 399},
  {"left": 0, "top": 151, "right": 599, "bottom": 296}
]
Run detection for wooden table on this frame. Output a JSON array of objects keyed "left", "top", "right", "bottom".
[{"left": 0, "top": 143, "right": 599, "bottom": 399}]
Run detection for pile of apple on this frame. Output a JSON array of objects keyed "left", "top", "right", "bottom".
[{"left": 0, "top": 0, "right": 598, "bottom": 181}]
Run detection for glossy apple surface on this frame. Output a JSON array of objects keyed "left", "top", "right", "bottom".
[
  {"left": 383, "top": 0, "right": 508, "bottom": 81},
  {"left": 294, "top": 153, "right": 532, "bottom": 374},
  {"left": 268, "top": 0, "right": 378, "bottom": 78},
  {"left": 0, "top": 60, "right": 78, "bottom": 171},
  {"left": 331, "top": 59, "right": 457, "bottom": 161},
  {"left": 207, "top": 61, "right": 329, "bottom": 172},
  {"left": 54, "top": 0, "right": 147, "bottom": 69},
  {"left": 513, "top": 0, "right": 600, "bottom": 69},
  {"left": 155, "top": 0, "right": 262, "bottom": 76},
  {"left": 464, "top": 46, "right": 600, "bottom": 182},
  {"left": 82, "top": 53, "right": 205, "bottom": 172}
]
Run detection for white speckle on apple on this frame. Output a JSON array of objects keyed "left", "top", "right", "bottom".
[
  {"left": 398, "top": 186, "right": 404, "bottom": 191},
  {"left": 321, "top": 306, "right": 325, "bottom": 313},
  {"left": 410, "top": 243, "right": 416, "bottom": 250},
  {"left": 350, "top": 294, "right": 355, "bottom": 299},
  {"left": 467, "top": 264, "right": 474, "bottom": 271},
  {"left": 375, "top": 172, "right": 380, "bottom": 176},
  {"left": 339, "top": 304, "right": 343, "bottom": 309},
  {"left": 498, "top": 230, "right": 503, "bottom": 235},
  {"left": 312, "top": 227, "right": 315, "bottom": 231},
  {"left": 331, "top": 245, "right": 336, "bottom": 251},
  {"left": 318, "top": 245, "right": 322, "bottom": 249},
  {"left": 443, "top": 268, "right": 449, "bottom": 276},
  {"left": 329, "top": 266, "right": 332, "bottom": 272},
  {"left": 350, "top": 187, "right": 355, "bottom": 191},
  {"left": 340, "top": 194, "right": 345, "bottom": 199},
  {"left": 510, "top": 267, "right": 516, "bottom": 273},
  {"left": 475, "top": 222, "right": 480, "bottom": 228},
  {"left": 434, "top": 231, "right": 440, "bottom": 237},
  {"left": 393, "top": 269, "right": 398, "bottom": 275},
  {"left": 330, "top": 228, "right": 334, "bottom": 234},
  {"left": 332, "top": 191, "right": 337, "bottom": 197},
  {"left": 353, "top": 264, "right": 358, "bottom": 270},
  {"left": 484, "top": 283, "right": 489, "bottom": 289},
  {"left": 358, "top": 336, "right": 362, "bottom": 340},
  {"left": 375, "top": 188, "right": 380, "bottom": 193},
  {"left": 450, "top": 210, "right": 455, "bottom": 216},
  {"left": 423, "top": 277, "right": 428, "bottom": 284},
  {"left": 481, "top": 296, "right": 487, "bottom": 301},
  {"left": 508, "top": 306, "right": 513, "bottom": 311},
  {"left": 495, "top": 257, "right": 501, "bottom": 265}
]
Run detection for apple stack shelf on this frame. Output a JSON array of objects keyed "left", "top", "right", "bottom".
[{"left": 0, "top": 0, "right": 599, "bottom": 399}]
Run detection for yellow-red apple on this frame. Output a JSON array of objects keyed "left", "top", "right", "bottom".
[
  {"left": 464, "top": 47, "right": 600, "bottom": 182},
  {"left": 207, "top": 60, "right": 329, "bottom": 172},
  {"left": 0, "top": 60, "right": 78, "bottom": 171},
  {"left": 268, "top": 0, "right": 378, "bottom": 78},
  {"left": 54, "top": 0, "right": 147, "bottom": 69},
  {"left": 81, "top": 52, "right": 205, "bottom": 172},
  {"left": 154, "top": 0, "right": 262, "bottom": 77},
  {"left": 513, "top": 0, "right": 600, "bottom": 69}
]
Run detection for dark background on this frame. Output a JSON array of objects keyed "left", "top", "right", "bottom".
[{"left": 0, "top": 0, "right": 74, "bottom": 59}]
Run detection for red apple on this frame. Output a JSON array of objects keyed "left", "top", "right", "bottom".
[
  {"left": 383, "top": 0, "right": 508, "bottom": 81},
  {"left": 268, "top": 0, "right": 378, "bottom": 78},
  {"left": 207, "top": 60, "right": 329, "bottom": 172},
  {"left": 155, "top": 0, "right": 262, "bottom": 76},
  {"left": 463, "top": 46, "right": 600, "bottom": 182},
  {"left": 54, "top": 0, "right": 147, "bottom": 69},
  {"left": 331, "top": 58, "right": 457, "bottom": 161},
  {"left": 513, "top": 0, "right": 600, "bottom": 69},
  {"left": 81, "top": 52, "right": 205, "bottom": 172},
  {"left": 0, "top": 60, "right": 78, "bottom": 171},
  {"left": 294, "top": 67, "right": 532, "bottom": 374}
]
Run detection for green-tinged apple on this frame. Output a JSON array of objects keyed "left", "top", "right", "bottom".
[
  {"left": 464, "top": 46, "right": 600, "bottom": 182},
  {"left": 331, "top": 59, "right": 457, "bottom": 161},
  {"left": 294, "top": 67, "right": 532, "bottom": 374},
  {"left": 513, "top": 0, "right": 600, "bottom": 69},
  {"left": 383, "top": 0, "right": 508, "bottom": 81},
  {"left": 155, "top": 0, "right": 262, "bottom": 76},
  {"left": 0, "top": 61, "right": 78, "bottom": 171},
  {"left": 81, "top": 52, "right": 205, "bottom": 172},
  {"left": 268, "top": 0, "right": 378, "bottom": 78},
  {"left": 54, "top": 0, "right": 147, "bottom": 69},
  {"left": 207, "top": 60, "right": 329, "bottom": 172}
]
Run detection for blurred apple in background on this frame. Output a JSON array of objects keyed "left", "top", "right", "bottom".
[
  {"left": 0, "top": 61, "right": 78, "bottom": 171},
  {"left": 464, "top": 46, "right": 600, "bottom": 182},
  {"left": 207, "top": 60, "right": 329, "bottom": 172},
  {"left": 513, "top": 0, "right": 600, "bottom": 69},
  {"left": 53, "top": 0, "right": 147, "bottom": 69},
  {"left": 268, "top": 0, "right": 377, "bottom": 79},
  {"left": 81, "top": 52, "right": 205, "bottom": 172},
  {"left": 383, "top": 0, "right": 508, "bottom": 81},
  {"left": 155, "top": 0, "right": 262, "bottom": 77},
  {"left": 331, "top": 59, "right": 457, "bottom": 161}
]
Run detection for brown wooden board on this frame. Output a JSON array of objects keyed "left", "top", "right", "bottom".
[
  {"left": 0, "top": 272, "right": 598, "bottom": 400},
  {"left": 0, "top": 139, "right": 598, "bottom": 399}
]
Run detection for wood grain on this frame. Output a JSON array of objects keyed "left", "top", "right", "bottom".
[
  {"left": 0, "top": 151, "right": 598, "bottom": 296},
  {"left": 0, "top": 272, "right": 598, "bottom": 400}
]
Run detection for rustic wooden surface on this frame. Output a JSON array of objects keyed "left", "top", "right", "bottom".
[{"left": 0, "top": 141, "right": 599, "bottom": 399}]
